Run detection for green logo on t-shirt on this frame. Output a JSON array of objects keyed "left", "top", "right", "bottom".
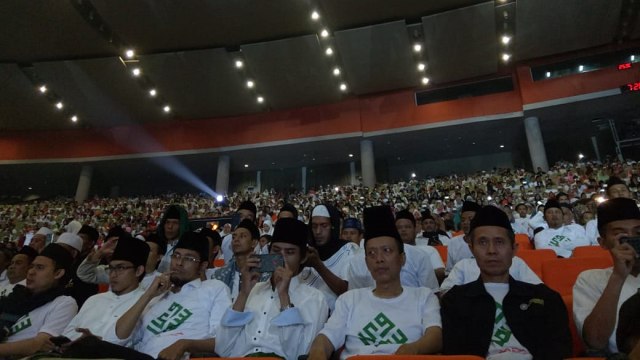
[
  {"left": 9, "top": 316, "right": 32, "bottom": 335},
  {"left": 492, "top": 302, "right": 512, "bottom": 346},
  {"left": 146, "top": 302, "right": 193, "bottom": 335},
  {"left": 357, "top": 312, "right": 408, "bottom": 346},
  {"left": 549, "top": 235, "right": 568, "bottom": 247}
]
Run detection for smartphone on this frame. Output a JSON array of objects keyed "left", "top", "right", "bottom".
[
  {"left": 50, "top": 335, "right": 71, "bottom": 347},
  {"left": 254, "top": 254, "right": 284, "bottom": 273},
  {"left": 621, "top": 236, "right": 640, "bottom": 256}
]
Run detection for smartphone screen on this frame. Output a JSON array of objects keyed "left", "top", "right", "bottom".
[
  {"left": 255, "top": 254, "right": 284, "bottom": 273},
  {"left": 621, "top": 236, "right": 640, "bottom": 257}
]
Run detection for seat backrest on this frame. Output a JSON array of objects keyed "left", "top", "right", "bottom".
[
  {"left": 434, "top": 245, "right": 447, "bottom": 264},
  {"left": 541, "top": 257, "right": 613, "bottom": 297},
  {"left": 515, "top": 233, "right": 533, "bottom": 250},
  {"left": 562, "top": 294, "right": 584, "bottom": 357},
  {"left": 516, "top": 249, "right": 557, "bottom": 279},
  {"left": 213, "top": 258, "right": 225, "bottom": 268},
  {"left": 572, "top": 245, "right": 610, "bottom": 260}
]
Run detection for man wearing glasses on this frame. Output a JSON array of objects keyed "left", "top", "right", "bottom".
[
  {"left": 115, "top": 231, "right": 231, "bottom": 360},
  {"left": 60, "top": 235, "right": 150, "bottom": 346}
]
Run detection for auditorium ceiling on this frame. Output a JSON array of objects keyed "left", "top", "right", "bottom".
[{"left": 1, "top": 0, "right": 639, "bottom": 195}]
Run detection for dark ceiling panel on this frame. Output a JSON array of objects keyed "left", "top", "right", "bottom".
[
  {"left": 516, "top": 0, "right": 622, "bottom": 60},
  {"left": 0, "top": 1, "right": 114, "bottom": 62},
  {"left": 632, "top": 11, "right": 640, "bottom": 40},
  {"left": 91, "top": 0, "right": 313, "bottom": 53},
  {"left": 241, "top": 35, "right": 341, "bottom": 109},
  {"left": 335, "top": 21, "right": 417, "bottom": 95},
  {"left": 422, "top": 2, "right": 498, "bottom": 84},
  {"left": 0, "top": 64, "right": 70, "bottom": 131},
  {"left": 33, "top": 58, "right": 164, "bottom": 128},
  {"left": 322, "top": 0, "right": 486, "bottom": 30},
  {"left": 140, "top": 49, "right": 260, "bottom": 120}
]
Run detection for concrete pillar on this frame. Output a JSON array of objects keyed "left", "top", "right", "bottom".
[
  {"left": 74, "top": 165, "right": 92, "bottom": 203},
  {"left": 256, "top": 170, "right": 262, "bottom": 193},
  {"left": 215, "top": 155, "right": 230, "bottom": 196},
  {"left": 360, "top": 140, "right": 376, "bottom": 187},
  {"left": 524, "top": 117, "right": 549, "bottom": 172},
  {"left": 591, "top": 136, "right": 601, "bottom": 162},
  {"left": 349, "top": 161, "right": 357, "bottom": 185},
  {"left": 301, "top": 166, "right": 307, "bottom": 194}
]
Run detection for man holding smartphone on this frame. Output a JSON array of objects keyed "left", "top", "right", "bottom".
[
  {"left": 574, "top": 197, "right": 640, "bottom": 355},
  {"left": 215, "top": 218, "right": 329, "bottom": 359}
]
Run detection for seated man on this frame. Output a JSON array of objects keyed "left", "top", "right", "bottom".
[
  {"left": 446, "top": 201, "right": 481, "bottom": 273},
  {"left": 215, "top": 218, "right": 329, "bottom": 359},
  {"left": 395, "top": 209, "right": 445, "bottom": 284},
  {"left": 309, "top": 206, "right": 442, "bottom": 359},
  {"left": 0, "top": 244, "right": 78, "bottom": 357},
  {"left": 0, "top": 246, "right": 38, "bottom": 297},
  {"left": 61, "top": 236, "right": 149, "bottom": 346},
  {"left": 441, "top": 205, "right": 571, "bottom": 359},
  {"left": 534, "top": 199, "right": 589, "bottom": 257},
  {"left": 574, "top": 197, "right": 640, "bottom": 354},
  {"left": 341, "top": 218, "right": 363, "bottom": 246},
  {"left": 416, "top": 211, "right": 451, "bottom": 246},
  {"left": 115, "top": 231, "right": 231, "bottom": 360}
]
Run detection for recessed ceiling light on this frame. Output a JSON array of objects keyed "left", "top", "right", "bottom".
[
  {"left": 125, "top": 49, "right": 135, "bottom": 58},
  {"left": 631, "top": 55, "right": 636, "bottom": 61},
  {"left": 333, "top": 67, "right": 340, "bottom": 76},
  {"left": 499, "top": 144, "right": 505, "bottom": 148},
  {"left": 501, "top": 35, "right": 511, "bottom": 45},
  {"left": 339, "top": 83, "right": 347, "bottom": 92},
  {"left": 55, "top": 102, "right": 63, "bottom": 110},
  {"left": 325, "top": 47, "right": 333, "bottom": 56},
  {"left": 71, "top": 115, "right": 78, "bottom": 122},
  {"left": 163, "top": 105, "right": 171, "bottom": 113},
  {"left": 545, "top": 71, "right": 551, "bottom": 78},
  {"left": 257, "top": 96, "right": 264, "bottom": 103},
  {"left": 149, "top": 88, "right": 157, "bottom": 97},
  {"left": 417, "top": 63, "right": 426, "bottom": 71},
  {"left": 348, "top": 153, "right": 354, "bottom": 158},
  {"left": 320, "top": 29, "right": 329, "bottom": 38},
  {"left": 421, "top": 77, "right": 430, "bottom": 85},
  {"left": 132, "top": 68, "right": 141, "bottom": 76},
  {"left": 411, "top": 173, "right": 416, "bottom": 178},
  {"left": 578, "top": 65, "right": 584, "bottom": 72},
  {"left": 501, "top": 53, "right": 511, "bottom": 62},
  {"left": 244, "top": 164, "right": 249, "bottom": 168},
  {"left": 311, "top": 11, "right": 320, "bottom": 20},
  {"left": 413, "top": 43, "right": 422, "bottom": 52},
  {"left": 246, "top": 80, "right": 254, "bottom": 88},
  {"left": 235, "top": 60, "right": 243, "bottom": 69},
  {"left": 38, "top": 85, "right": 47, "bottom": 93}
]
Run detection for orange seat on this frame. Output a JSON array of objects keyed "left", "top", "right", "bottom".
[
  {"left": 516, "top": 249, "right": 557, "bottom": 279},
  {"left": 348, "top": 356, "right": 484, "bottom": 360},
  {"left": 198, "top": 358, "right": 281, "bottom": 360},
  {"left": 572, "top": 245, "right": 610, "bottom": 260},
  {"left": 451, "top": 230, "right": 464, "bottom": 237},
  {"left": 562, "top": 294, "right": 584, "bottom": 357},
  {"left": 213, "top": 258, "right": 225, "bottom": 267},
  {"left": 98, "top": 283, "right": 109, "bottom": 293},
  {"left": 542, "top": 257, "right": 613, "bottom": 297},
  {"left": 434, "top": 245, "right": 447, "bottom": 264},
  {"left": 515, "top": 233, "right": 533, "bottom": 250}
]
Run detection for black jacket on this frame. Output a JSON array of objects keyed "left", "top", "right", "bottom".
[{"left": 441, "top": 276, "right": 572, "bottom": 359}]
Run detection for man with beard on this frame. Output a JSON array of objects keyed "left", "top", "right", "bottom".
[
  {"left": 0, "top": 246, "right": 38, "bottom": 297},
  {"left": 416, "top": 211, "right": 450, "bottom": 246},
  {"left": 299, "top": 204, "right": 357, "bottom": 310},
  {"left": 115, "top": 231, "right": 230, "bottom": 360}
]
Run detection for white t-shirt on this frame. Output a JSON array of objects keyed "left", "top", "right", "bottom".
[
  {"left": 6, "top": 295, "right": 78, "bottom": 342},
  {"left": 0, "top": 279, "right": 26, "bottom": 298},
  {"left": 414, "top": 244, "right": 445, "bottom": 270},
  {"left": 573, "top": 267, "right": 640, "bottom": 353},
  {"left": 347, "top": 245, "right": 439, "bottom": 292},
  {"left": 512, "top": 218, "right": 532, "bottom": 238},
  {"left": 63, "top": 287, "right": 145, "bottom": 343},
  {"left": 484, "top": 283, "right": 532, "bottom": 360},
  {"left": 440, "top": 257, "right": 541, "bottom": 294},
  {"left": 129, "top": 279, "right": 231, "bottom": 359},
  {"left": 585, "top": 219, "right": 599, "bottom": 246},
  {"left": 299, "top": 242, "right": 357, "bottom": 310},
  {"left": 534, "top": 225, "right": 589, "bottom": 257},
  {"left": 320, "top": 286, "right": 441, "bottom": 359},
  {"left": 446, "top": 235, "right": 473, "bottom": 273}
]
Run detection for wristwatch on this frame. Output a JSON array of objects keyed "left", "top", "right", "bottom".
[{"left": 280, "top": 303, "right": 295, "bottom": 312}]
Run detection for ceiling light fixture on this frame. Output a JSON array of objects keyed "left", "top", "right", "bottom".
[
  {"left": 55, "top": 102, "right": 63, "bottom": 110},
  {"left": 545, "top": 71, "right": 551, "bottom": 78},
  {"left": 163, "top": 105, "right": 171, "bottom": 113},
  {"left": 71, "top": 115, "right": 78, "bottom": 122},
  {"left": 501, "top": 53, "right": 511, "bottom": 62},
  {"left": 348, "top": 154, "right": 354, "bottom": 158},
  {"left": 417, "top": 63, "right": 426, "bottom": 71},
  {"left": 578, "top": 65, "right": 584, "bottom": 72},
  {"left": 320, "top": 29, "right": 329, "bottom": 38},
  {"left": 311, "top": 11, "right": 320, "bottom": 20},
  {"left": 149, "top": 89, "right": 157, "bottom": 97},
  {"left": 413, "top": 43, "right": 422, "bottom": 52},
  {"left": 499, "top": 144, "right": 505, "bottom": 148},
  {"left": 244, "top": 164, "right": 249, "bottom": 168},
  {"left": 246, "top": 80, "right": 255, "bottom": 88},
  {"left": 257, "top": 96, "right": 264, "bottom": 103},
  {"left": 339, "top": 83, "right": 347, "bottom": 92},
  {"left": 132, "top": 68, "right": 141, "bottom": 76},
  {"left": 235, "top": 60, "right": 243, "bottom": 69},
  {"left": 325, "top": 47, "right": 333, "bottom": 56},
  {"left": 421, "top": 77, "right": 430, "bottom": 85},
  {"left": 501, "top": 35, "right": 511, "bottom": 45},
  {"left": 125, "top": 49, "right": 135, "bottom": 59},
  {"left": 631, "top": 55, "right": 636, "bottom": 61},
  {"left": 333, "top": 67, "right": 340, "bottom": 76},
  {"left": 38, "top": 85, "right": 47, "bottom": 93}
]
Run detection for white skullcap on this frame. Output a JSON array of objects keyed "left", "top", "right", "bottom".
[
  {"left": 312, "top": 205, "right": 330, "bottom": 218},
  {"left": 35, "top": 227, "right": 53, "bottom": 236},
  {"left": 65, "top": 220, "right": 83, "bottom": 235},
  {"left": 56, "top": 233, "right": 83, "bottom": 252}
]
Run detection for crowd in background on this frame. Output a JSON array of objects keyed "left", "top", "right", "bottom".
[{"left": 1, "top": 159, "right": 639, "bottom": 244}]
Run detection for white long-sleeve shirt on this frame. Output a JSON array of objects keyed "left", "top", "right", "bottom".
[
  {"left": 215, "top": 276, "right": 328, "bottom": 359},
  {"left": 446, "top": 235, "right": 473, "bottom": 273}
]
